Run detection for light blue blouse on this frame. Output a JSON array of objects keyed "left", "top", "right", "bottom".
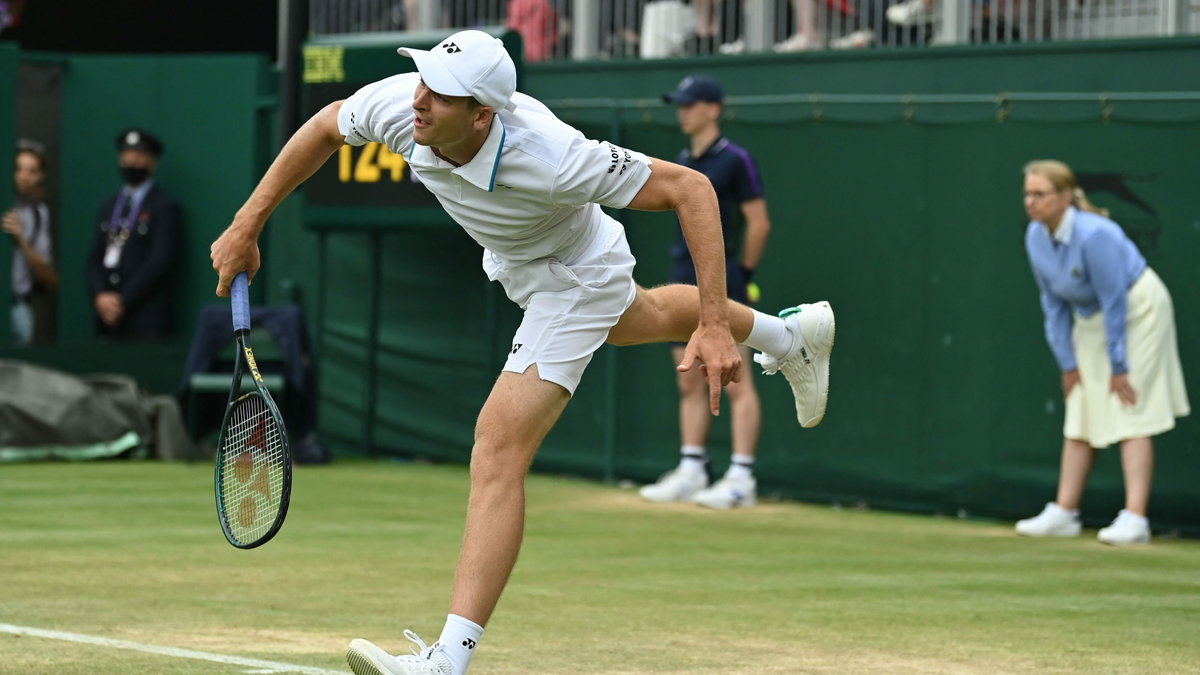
[{"left": 1024, "top": 207, "right": 1146, "bottom": 375}]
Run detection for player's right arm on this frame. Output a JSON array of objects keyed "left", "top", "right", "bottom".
[{"left": 210, "top": 100, "right": 346, "bottom": 297}]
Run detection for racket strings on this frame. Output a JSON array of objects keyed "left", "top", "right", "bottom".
[{"left": 219, "top": 395, "right": 286, "bottom": 543}]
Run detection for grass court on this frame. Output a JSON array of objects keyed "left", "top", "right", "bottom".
[{"left": 1, "top": 461, "right": 1197, "bottom": 674}]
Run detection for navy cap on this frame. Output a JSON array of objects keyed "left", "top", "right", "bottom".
[
  {"left": 662, "top": 75, "right": 724, "bottom": 105},
  {"left": 116, "top": 128, "right": 164, "bottom": 157}
]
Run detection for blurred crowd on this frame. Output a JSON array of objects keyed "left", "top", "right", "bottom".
[{"left": 310, "top": 0, "right": 971, "bottom": 62}]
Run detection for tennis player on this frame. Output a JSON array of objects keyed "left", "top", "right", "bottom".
[{"left": 209, "top": 29, "right": 834, "bottom": 675}]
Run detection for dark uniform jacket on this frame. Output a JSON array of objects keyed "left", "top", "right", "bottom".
[{"left": 85, "top": 184, "right": 182, "bottom": 339}]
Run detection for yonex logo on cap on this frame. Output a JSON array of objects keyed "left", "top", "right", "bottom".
[{"left": 398, "top": 29, "right": 518, "bottom": 112}]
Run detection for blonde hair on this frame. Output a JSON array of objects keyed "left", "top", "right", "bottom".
[{"left": 1023, "top": 159, "right": 1109, "bottom": 217}]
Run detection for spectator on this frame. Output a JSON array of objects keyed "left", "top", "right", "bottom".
[
  {"left": 85, "top": 128, "right": 182, "bottom": 340},
  {"left": 775, "top": 0, "right": 820, "bottom": 51},
  {"left": 1015, "top": 159, "right": 1190, "bottom": 546},
  {"left": 506, "top": 0, "right": 559, "bottom": 61},
  {"left": 690, "top": 0, "right": 742, "bottom": 53},
  {"left": 886, "top": 0, "right": 937, "bottom": 26},
  {"left": 698, "top": 0, "right": 828, "bottom": 55},
  {"left": 826, "top": 0, "right": 879, "bottom": 50},
  {"left": 602, "top": 0, "right": 644, "bottom": 58},
  {"left": 4, "top": 139, "right": 58, "bottom": 345},
  {"left": 640, "top": 75, "right": 773, "bottom": 509}
]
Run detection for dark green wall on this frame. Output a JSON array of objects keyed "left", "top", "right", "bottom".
[
  {"left": 0, "top": 43, "right": 17, "bottom": 341},
  {"left": 518, "top": 38, "right": 1200, "bottom": 531},
  {"left": 523, "top": 37, "right": 1200, "bottom": 100},
  {"left": 6, "top": 39, "right": 1197, "bottom": 534},
  {"left": 56, "top": 54, "right": 276, "bottom": 344},
  {"left": 2, "top": 53, "right": 275, "bottom": 392},
  {"left": 280, "top": 38, "right": 1200, "bottom": 534}
]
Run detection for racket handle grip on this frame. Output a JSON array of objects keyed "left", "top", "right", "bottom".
[{"left": 231, "top": 272, "right": 251, "bottom": 332}]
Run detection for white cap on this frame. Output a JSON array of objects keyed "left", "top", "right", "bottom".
[{"left": 398, "top": 30, "right": 518, "bottom": 112}]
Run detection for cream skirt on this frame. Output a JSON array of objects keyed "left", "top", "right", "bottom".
[{"left": 1064, "top": 268, "right": 1190, "bottom": 447}]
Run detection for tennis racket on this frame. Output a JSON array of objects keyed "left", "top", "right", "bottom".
[{"left": 214, "top": 272, "right": 292, "bottom": 549}]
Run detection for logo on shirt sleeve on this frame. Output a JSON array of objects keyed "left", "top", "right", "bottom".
[
  {"left": 605, "top": 143, "right": 632, "bottom": 175},
  {"left": 347, "top": 111, "right": 368, "bottom": 141}
]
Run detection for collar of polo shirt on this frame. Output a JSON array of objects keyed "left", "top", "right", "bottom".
[{"left": 1051, "top": 206, "right": 1076, "bottom": 246}]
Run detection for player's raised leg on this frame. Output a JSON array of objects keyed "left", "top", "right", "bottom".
[
  {"left": 347, "top": 366, "right": 570, "bottom": 675},
  {"left": 608, "top": 284, "right": 834, "bottom": 427}
]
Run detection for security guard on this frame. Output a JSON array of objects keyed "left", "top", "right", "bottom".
[{"left": 85, "top": 128, "right": 182, "bottom": 339}]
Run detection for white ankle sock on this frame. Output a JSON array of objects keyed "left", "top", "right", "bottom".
[
  {"left": 726, "top": 454, "right": 754, "bottom": 480},
  {"left": 742, "top": 310, "right": 792, "bottom": 358},
  {"left": 436, "top": 614, "right": 483, "bottom": 675},
  {"left": 680, "top": 445, "right": 707, "bottom": 473}
]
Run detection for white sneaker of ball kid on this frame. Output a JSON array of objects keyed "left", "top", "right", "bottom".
[
  {"left": 754, "top": 302, "right": 835, "bottom": 428},
  {"left": 1015, "top": 502, "right": 1082, "bottom": 537},
  {"left": 1097, "top": 509, "right": 1151, "bottom": 545},
  {"left": 347, "top": 631, "right": 452, "bottom": 675},
  {"left": 693, "top": 474, "right": 757, "bottom": 509},
  {"left": 639, "top": 465, "right": 708, "bottom": 503}
]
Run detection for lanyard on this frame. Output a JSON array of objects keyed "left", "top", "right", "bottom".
[{"left": 108, "top": 188, "right": 149, "bottom": 240}]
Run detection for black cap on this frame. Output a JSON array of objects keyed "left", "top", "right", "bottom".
[
  {"left": 116, "top": 128, "right": 164, "bottom": 157},
  {"left": 662, "top": 75, "right": 724, "bottom": 105},
  {"left": 16, "top": 138, "right": 46, "bottom": 157}
]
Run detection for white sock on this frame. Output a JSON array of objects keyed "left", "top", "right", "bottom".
[
  {"left": 436, "top": 614, "right": 483, "bottom": 675},
  {"left": 680, "top": 445, "right": 707, "bottom": 473},
  {"left": 742, "top": 310, "right": 792, "bottom": 358},
  {"left": 726, "top": 454, "right": 754, "bottom": 480}
]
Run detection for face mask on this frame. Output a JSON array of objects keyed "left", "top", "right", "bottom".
[{"left": 120, "top": 166, "right": 150, "bottom": 185}]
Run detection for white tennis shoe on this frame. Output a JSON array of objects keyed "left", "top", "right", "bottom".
[
  {"left": 1015, "top": 502, "right": 1081, "bottom": 537},
  {"left": 754, "top": 302, "right": 835, "bottom": 428},
  {"left": 639, "top": 465, "right": 708, "bottom": 503},
  {"left": 692, "top": 474, "right": 757, "bottom": 509},
  {"left": 347, "top": 631, "right": 452, "bottom": 675},
  {"left": 1097, "top": 509, "right": 1151, "bottom": 545}
]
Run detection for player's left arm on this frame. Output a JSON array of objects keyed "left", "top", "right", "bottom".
[
  {"left": 627, "top": 160, "right": 726, "bottom": 313},
  {"left": 627, "top": 159, "right": 741, "bottom": 407}
]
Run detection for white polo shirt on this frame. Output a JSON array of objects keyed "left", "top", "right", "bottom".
[{"left": 337, "top": 72, "right": 653, "bottom": 268}]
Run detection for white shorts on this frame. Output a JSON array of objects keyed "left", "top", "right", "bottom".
[{"left": 482, "top": 217, "right": 637, "bottom": 395}]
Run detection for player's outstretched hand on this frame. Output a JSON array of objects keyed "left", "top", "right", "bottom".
[
  {"left": 677, "top": 322, "right": 741, "bottom": 416},
  {"left": 210, "top": 221, "right": 261, "bottom": 298}
]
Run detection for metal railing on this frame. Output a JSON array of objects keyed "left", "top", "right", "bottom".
[{"left": 309, "top": 0, "right": 1200, "bottom": 60}]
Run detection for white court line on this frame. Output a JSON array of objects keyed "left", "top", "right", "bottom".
[{"left": 0, "top": 623, "right": 347, "bottom": 674}]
